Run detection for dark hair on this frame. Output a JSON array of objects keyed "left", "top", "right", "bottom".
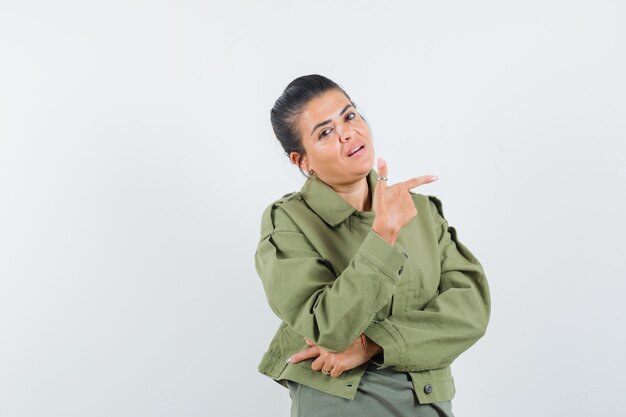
[{"left": 270, "top": 74, "right": 361, "bottom": 178}]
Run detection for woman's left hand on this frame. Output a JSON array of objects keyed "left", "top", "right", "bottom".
[{"left": 288, "top": 335, "right": 379, "bottom": 377}]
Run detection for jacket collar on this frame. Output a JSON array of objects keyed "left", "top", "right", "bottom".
[{"left": 300, "top": 168, "right": 379, "bottom": 227}]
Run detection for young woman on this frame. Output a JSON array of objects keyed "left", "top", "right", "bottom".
[{"left": 254, "top": 74, "right": 491, "bottom": 417}]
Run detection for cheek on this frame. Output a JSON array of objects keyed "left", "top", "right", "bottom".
[
  {"left": 355, "top": 122, "right": 371, "bottom": 136},
  {"left": 310, "top": 142, "right": 339, "bottom": 162},
  {"left": 357, "top": 130, "right": 369, "bottom": 139}
]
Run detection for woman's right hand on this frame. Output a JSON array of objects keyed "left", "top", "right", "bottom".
[{"left": 371, "top": 157, "right": 438, "bottom": 246}]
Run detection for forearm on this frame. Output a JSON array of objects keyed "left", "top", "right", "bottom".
[
  {"left": 256, "top": 227, "right": 409, "bottom": 352},
  {"left": 364, "top": 264, "right": 491, "bottom": 371}
]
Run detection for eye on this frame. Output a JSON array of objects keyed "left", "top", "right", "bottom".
[
  {"left": 319, "top": 128, "right": 332, "bottom": 140},
  {"left": 318, "top": 112, "right": 356, "bottom": 140}
]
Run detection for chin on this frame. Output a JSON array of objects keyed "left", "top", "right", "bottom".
[{"left": 361, "top": 155, "right": 375, "bottom": 171}]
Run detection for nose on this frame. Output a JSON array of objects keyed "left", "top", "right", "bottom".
[{"left": 336, "top": 125, "right": 352, "bottom": 143}]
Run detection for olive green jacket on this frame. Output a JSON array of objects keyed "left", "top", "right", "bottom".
[{"left": 254, "top": 168, "right": 490, "bottom": 403}]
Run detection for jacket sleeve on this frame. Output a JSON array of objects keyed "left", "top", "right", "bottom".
[
  {"left": 363, "top": 195, "right": 491, "bottom": 372},
  {"left": 254, "top": 200, "right": 409, "bottom": 352}
]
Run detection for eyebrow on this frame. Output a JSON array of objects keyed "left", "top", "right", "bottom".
[{"left": 310, "top": 103, "right": 354, "bottom": 136}]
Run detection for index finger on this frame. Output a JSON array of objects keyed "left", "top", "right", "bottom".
[
  {"left": 398, "top": 175, "right": 439, "bottom": 190},
  {"left": 288, "top": 346, "right": 319, "bottom": 364}
]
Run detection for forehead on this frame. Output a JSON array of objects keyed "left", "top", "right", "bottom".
[{"left": 299, "top": 89, "right": 350, "bottom": 127}]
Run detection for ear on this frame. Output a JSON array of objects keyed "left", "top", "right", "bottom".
[{"left": 289, "top": 151, "right": 309, "bottom": 172}]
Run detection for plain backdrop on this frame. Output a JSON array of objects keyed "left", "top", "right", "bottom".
[{"left": 1, "top": 1, "right": 625, "bottom": 416}]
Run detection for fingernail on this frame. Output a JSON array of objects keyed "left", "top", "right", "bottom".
[
  {"left": 286, "top": 356, "right": 293, "bottom": 363},
  {"left": 431, "top": 175, "right": 438, "bottom": 180}
]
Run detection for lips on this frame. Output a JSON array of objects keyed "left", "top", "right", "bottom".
[{"left": 347, "top": 142, "right": 365, "bottom": 157}]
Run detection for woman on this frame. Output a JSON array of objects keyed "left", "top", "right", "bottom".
[{"left": 254, "top": 74, "right": 491, "bottom": 417}]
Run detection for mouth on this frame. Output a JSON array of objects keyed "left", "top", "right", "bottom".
[{"left": 347, "top": 144, "right": 365, "bottom": 157}]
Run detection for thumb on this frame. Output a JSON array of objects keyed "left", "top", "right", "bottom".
[
  {"left": 377, "top": 157, "right": 388, "bottom": 186},
  {"left": 374, "top": 157, "right": 387, "bottom": 199}
]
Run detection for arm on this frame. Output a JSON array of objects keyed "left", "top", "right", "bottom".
[
  {"left": 363, "top": 195, "right": 491, "bottom": 372},
  {"left": 254, "top": 201, "right": 408, "bottom": 352}
]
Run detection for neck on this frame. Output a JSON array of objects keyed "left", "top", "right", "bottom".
[{"left": 332, "top": 176, "right": 372, "bottom": 212}]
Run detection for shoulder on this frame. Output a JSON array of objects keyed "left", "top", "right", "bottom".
[
  {"left": 258, "top": 191, "right": 302, "bottom": 238},
  {"left": 410, "top": 191, "right": 447, "bottom": 225}
]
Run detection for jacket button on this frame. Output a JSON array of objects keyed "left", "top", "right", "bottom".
[
  {"left": 398, "top": 265, "right": 404, "bottom": 275},
  {"left": 424, "top": 384, "right": 433, "bottom": 394}
]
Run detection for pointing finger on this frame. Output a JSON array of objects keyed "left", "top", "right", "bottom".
[
  {"left": 399, "top": 175, "right": 439, "bottom": 190},
  {"left": 288, "top": 346, "right": 319, "bottom": 364}
]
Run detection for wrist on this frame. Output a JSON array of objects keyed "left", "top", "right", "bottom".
[
  {"left": 371, "top": 224, "right": 398, "bottom": 246},
  {"left": 361, "top": 334, "right": 383, "bottom": 359}
]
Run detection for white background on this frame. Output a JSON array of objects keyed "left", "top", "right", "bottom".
[{"left": 1, "top": 1, "right": 625, "bottom": 416}]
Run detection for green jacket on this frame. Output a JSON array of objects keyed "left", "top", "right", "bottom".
[{"left": 254, "top": 168, "right": 491, "bottom": 403}]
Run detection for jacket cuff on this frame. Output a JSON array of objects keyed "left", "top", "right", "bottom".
[
  {"left": 370, "top": 352, "right": 385, "bottom": 367},
  {"left": 363, "top": 320, "right": 406, "bottom": 370},
  {"left": 358, "top": 229, "right": 407, "bottom": 284}
]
